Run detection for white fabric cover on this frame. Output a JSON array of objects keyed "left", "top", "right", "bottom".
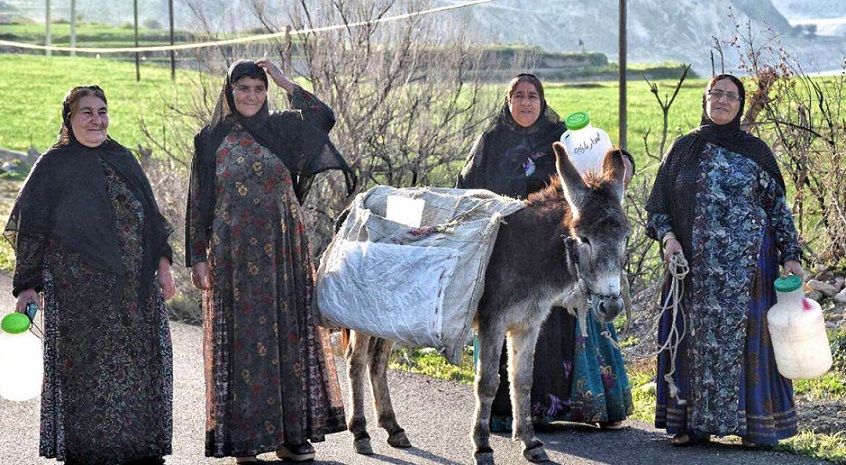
[{"left": 315, "top": 186, "right": 525, "bottom": 365}]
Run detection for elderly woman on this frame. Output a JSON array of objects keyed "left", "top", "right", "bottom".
[
  {"left": 4, "top": 86, "right": 175, "bottom": 465},
  {"left": 186, "top": 59, "right": 354, "bottom": 463},
  {"left": 646, "top": 74, "right": 804, "bottom": 447},
  {"left": 458, "top": 73, "right": 633, "bottom": 432}
]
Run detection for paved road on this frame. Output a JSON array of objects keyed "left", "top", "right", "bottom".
[{"left": 0, "top": 272, "right": 835, "bottom": 465}]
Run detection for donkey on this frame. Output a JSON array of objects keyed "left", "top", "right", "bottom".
[{"left": 341, "top": 141, "right": 631, "bottom": 464}]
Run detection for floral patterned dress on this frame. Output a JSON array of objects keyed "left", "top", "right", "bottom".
[
  {"left": 649, "top": 142, "right": 801, "bottom": 444},
  {"left": 188, "top": 91, "right": 346, "bottom": 458},
  {"left": 14, "top": 162, "right": 173, "bottom": 465}
]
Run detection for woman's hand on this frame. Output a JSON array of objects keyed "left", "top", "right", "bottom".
[
  {"left": 15, "top": 289, "right": 41, "bottom": 313},
  {"left": 192, "top": 262, "right": 212, "bottom": 290},
  {"left": 255, "top": 57, "right": 295, "bottom": 94},
  {"left": 783, "top": 260, "right": 805, "bottom": 279},
  {"left": 663, "top": 237, "right": 683, "bottom": 263},
  {"left": 157, "top": 257, "right": 176, "bottom": 301}
]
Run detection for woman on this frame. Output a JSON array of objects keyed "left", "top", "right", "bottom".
[
  {"left": 457, "top": 73, "right": 633, "bottom": 432},
  {"left": 186, "top": 59, "right": 354, "bottom": 463},
  {"left": 646, "top": 74, "right": 804, "bottom": 447},
  {"left": 4, "top": 86, "right": 175, "bottom": 465}
]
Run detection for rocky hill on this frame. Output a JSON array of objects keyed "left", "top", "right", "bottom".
[{"left": 3, "top": 0, "right": 845, "bottom": 75}]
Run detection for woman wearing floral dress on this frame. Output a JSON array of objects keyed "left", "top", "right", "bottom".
[
  {"left": 186, "top": 59, "right": 354, "bottom": 463},
  {"left": 5, "top": 85, "right": 175, "bottom": 465},
  {"left": 646, "top": 74, "right": 805, "bottom": 448}
]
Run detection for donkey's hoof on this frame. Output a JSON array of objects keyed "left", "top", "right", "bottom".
[
  {"left": 473, "top": 448, "right": 494, "bottom": 465},
  {"left": 353, "top": 437, "right": 373, "bottom": 455},
  {"left": 387, "top": 429, "right": 412, "bottom": 448},
  {"left": 523, "top": 442, "right": 549, "bottom": 463}
]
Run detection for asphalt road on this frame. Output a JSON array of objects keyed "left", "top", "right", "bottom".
[{"left": 0, "top": 272, "right": 835, "bottom": 465}]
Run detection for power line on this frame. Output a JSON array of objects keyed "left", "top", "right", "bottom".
[{"left": 0, "top": 0, "right": 493, "bottom": 54}]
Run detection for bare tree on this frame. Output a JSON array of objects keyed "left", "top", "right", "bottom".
[
  {"left": 726, "top": 19, "right": 846, "bottom": 268},
  {"left": 139, "top": 0, "right": 512, "bottom": 319}
]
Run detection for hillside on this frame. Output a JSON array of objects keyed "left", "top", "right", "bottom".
[
  {"left": 2, "top": 0, "right": 845, "bottom": 75},
  {"left": 447, "top": 0, "right": 846, "bottom": 75}
]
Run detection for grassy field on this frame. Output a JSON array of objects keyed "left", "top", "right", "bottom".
[{"left": 0, "top": 53, "right": 202, "bottom": 153}]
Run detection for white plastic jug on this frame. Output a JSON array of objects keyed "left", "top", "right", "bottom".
[
  {"left": 767, "top": 275, "right": 833, "bottom": 380},
  {"left": 0, "top": 312, "right": 43, "bottom": 401},
  {"left": 561, "top": 111, "right": 612, "bottom": 176}
]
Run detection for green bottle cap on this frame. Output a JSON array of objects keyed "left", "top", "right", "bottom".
[
  {"left": 565, "top": 111, "right": 591, "bottom": 130},
  {"left": 1, "top": 313, "right": 31, "bottom": 334},
  {"left": 774, "top": 275, "right": 802, "bottom": 293}
]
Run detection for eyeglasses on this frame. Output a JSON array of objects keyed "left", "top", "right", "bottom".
[{"left": 707, "top": 89, "right": 740, "bottom": 102}]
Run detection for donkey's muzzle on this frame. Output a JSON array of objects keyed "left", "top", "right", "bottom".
[{"left": 594, "top": 294, "right": 624, "bottom": 323}]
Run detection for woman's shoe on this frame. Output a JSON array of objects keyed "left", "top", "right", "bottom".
[
  {"left": 742, "top": 438, "right": 773, "bottom": 449},
  {"left": 598, "top": 420, "right": 624, "bottom": 430},
  {"left": 670, "top": 432, "right": 711, "bottom": 447},
  {"left": 276, "top": 442, "right": 316, "bottom": 462},
  {"left": 235, "top": 456, "right": 257, "bottom": 464}
]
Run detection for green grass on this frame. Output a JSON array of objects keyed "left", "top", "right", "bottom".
[{"left": 0, "top": 53, "right": 199, "bottom": 153}]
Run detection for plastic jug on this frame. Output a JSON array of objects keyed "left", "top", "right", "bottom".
[
  {"left": 0, "top": 311, "right": 44, "bottom": 401},
  {"left": 561, "top": 111, "right": 612, "bottom": 176},
  {"left": 767, "top": 275, "right": 833, "bottom": 380}
]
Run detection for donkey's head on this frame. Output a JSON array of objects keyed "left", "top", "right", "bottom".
[{"left": 554, "top": 141, "right": 631, "bottom": 323}]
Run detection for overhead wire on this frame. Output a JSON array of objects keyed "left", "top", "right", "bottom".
[{"left": 0, "top": 0, "right": 494, "bottom": 55}]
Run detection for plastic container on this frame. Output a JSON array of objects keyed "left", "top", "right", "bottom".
[
  {"left": 0, "top": 312, "right": 44, "bottom": 401},
  {"left": 767, "top": 275, "right": 833, "bottom": 380},
  {"left": 560, "top": 111, "right": 613, "bottom": 176}
]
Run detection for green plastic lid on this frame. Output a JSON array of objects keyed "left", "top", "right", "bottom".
[
  {"left": 1, "top": 313, "right": 31, "bottom": 334},
  {"left": 565, "top": 111, "right": 591, "bottom": 131},
  {"left": 774, "top": 275, "right": 802, "bottom": 293}
]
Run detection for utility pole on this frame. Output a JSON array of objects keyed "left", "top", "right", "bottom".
[
  {"left": 45, "top": 0, "right": 51, "bottom": 56},
  {"left": 169, "top": 0, "right": 176, "bottom": 80},
  {"left": 70, "top": 0, "right": 76, "bottom": 56},
  {"left": 134, "top": 0, "right": 140, "bottom": 81},
  {"left": 618, "top": 0, "right": 628, "bottom": 149}
]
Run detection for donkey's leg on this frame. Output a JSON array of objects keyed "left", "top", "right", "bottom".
[
  {"left": 509, "top": 326, "right": 548, "bottom": 463},
  {"left": 369, "top": 338, "right": 412, "bottom": 448},
  {"left": 472, "top": 321, "right": 507, "bottom": 465},
  {"left": 346, "top": 331, "right": 374, "bottom": 455}
]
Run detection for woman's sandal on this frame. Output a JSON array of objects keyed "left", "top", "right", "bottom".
[
  {"left": 670, "top": 432, "right": 711, "bottom": 447},
  {"left": 276, "top": 442, "right": 316, "bottom": 462},
  {"left": 234, "top": 456, "right": 257, "bottom": 464},
  {"left": 598, "top": 420, "right": 625, "bottom": 430},
  {"left": 742, "top": 438, "right": 773, "bottom": 450}
]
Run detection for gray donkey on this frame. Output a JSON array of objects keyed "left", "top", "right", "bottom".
[{"left": 341, "top": 141, "right": 631, "bottom": 465}]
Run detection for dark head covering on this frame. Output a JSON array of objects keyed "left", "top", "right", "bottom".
[
  {"left": 645, "top": 74, "right": 787, "bottom": 255},
  {"left": 4, "top": 86, "right": 173, "bottom": 302},
  {"left": 203, "top": 59, "right": 355, "bottom": 202},
  {"left": 692, "top": 74, "right": 784, "bottom": 190},
  {"left": 456, "top": 73, "right": 566, "bottom": 198}
]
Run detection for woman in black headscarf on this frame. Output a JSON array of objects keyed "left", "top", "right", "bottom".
[
  {"left": 186, "top": 58, "right": 353, "bottom": 463},
  {"left": 4, "top": 86, "right": 175, "bottom": 465},
  {"left": 458, "top": 74, "right": 634, "bottom": 433},
  {"left": 646, "top": 74, "right": 804, "bottom": 447}
]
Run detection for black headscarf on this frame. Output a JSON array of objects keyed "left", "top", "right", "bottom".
[
  {"left": 4, "top": 86, "right": 173, "bottom": 302},
  {"left": 456, "top": 74, "right": 567, "bottom": 198},
  {"left": 202, "top": 60, "right": 355, "bottom": 202},
  {"left": 645, "top": 74, "right": 787, "bottom": 253}
]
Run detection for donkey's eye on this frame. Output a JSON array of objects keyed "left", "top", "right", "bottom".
[{"left": 579, "top": 237, "right": 591, "bottom": 246}]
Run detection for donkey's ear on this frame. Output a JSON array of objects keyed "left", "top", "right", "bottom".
[
  {"left": 553, "top": 142, "right": 589, "bottom": 212},
  {"left": 600, "top": 147, "right": 626, "bottom": 202}
]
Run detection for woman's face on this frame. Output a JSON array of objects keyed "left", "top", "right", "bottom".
[
  {"left": 508, "top": 81, "right": 542, "bottom": 128},
  {"left": 70, "top": 95, "right": 109, "bottom": 148},
  {"left": 705, "top": 79, "right": 741, "bottom": 126},
  {"left": 232, "top": 76, "right": 267, "bottom": 118}
]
